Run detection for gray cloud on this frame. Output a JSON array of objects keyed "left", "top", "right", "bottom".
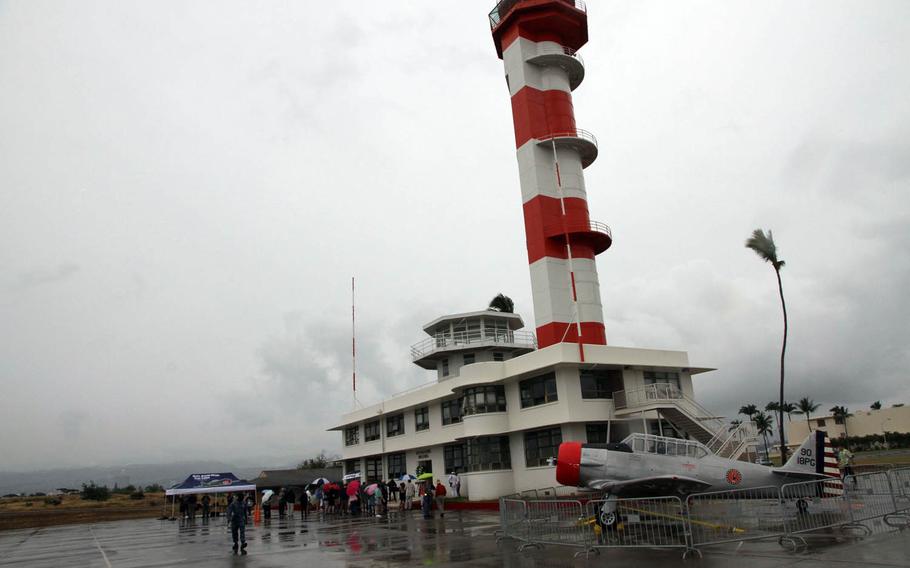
[
  {"left": 0, "top": 0, "right": 908, "bottom": 470},
  {"left": 11, "top": 263, "right": 80, "bottom": 291}
]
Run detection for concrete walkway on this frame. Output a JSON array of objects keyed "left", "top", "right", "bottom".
[{"left": 0, "top": 510, "right": 907, "bottom": 567}]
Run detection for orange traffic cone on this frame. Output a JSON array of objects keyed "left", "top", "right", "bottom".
[{"left": 254, "top": 506, "right": 261, "bottom": 524}]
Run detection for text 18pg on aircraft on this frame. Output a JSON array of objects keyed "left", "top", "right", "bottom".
[{"left": 555, "top": 430, "right": 841, "bottom": 527}]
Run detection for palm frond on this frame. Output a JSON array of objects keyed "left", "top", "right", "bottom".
[
  {"left": 745, "top": 228, "right": 784, "bottom": 269},
  {"left": 487, "top": 293, "right": 514, "bottom": 313}
]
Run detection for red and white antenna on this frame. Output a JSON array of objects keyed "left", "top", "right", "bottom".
[{"left": 352, "top": 276, "right": 360, "bottom": 409}]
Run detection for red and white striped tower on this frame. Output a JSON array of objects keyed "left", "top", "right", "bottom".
[{"left": 489, "top": 0, "right": 612, "bottom": 357}]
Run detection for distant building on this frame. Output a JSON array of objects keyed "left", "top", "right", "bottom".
[
  {"left": 787, "top": 404, "right": 910, "bottom": 444},
  {"left": 250, "top": 467, "right": 343, "bottom": 491}
]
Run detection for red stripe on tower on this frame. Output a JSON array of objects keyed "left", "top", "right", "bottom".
[{"left": 491, "top": 0, "right": 611, "bottom": 351}]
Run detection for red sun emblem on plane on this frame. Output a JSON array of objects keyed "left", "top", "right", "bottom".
[{"left": 725, "top": 469, "right": 742, "bottom": 485}]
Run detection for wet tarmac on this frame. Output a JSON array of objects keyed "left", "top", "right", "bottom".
[{"left": 0, "top": 509, "right": 908, "bottom": 567}]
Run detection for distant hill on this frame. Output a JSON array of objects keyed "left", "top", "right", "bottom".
[{"left": 0, "top": 461, "right": 285, "bottom": 495}]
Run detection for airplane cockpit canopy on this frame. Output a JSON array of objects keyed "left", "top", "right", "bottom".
[{"left": 621, "top": 433, "right": 709, "bottom": 459}]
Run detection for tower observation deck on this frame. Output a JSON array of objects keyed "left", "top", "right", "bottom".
[{"left": 490, "top": 0, "right": 611, "bottom": 356}]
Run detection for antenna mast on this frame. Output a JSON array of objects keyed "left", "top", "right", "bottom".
[{"left": 352, "top": 276, "right": 360, "bottom": 409}]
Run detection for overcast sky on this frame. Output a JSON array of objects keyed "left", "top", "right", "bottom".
[{"left": 1, "top": 1, "right": 908, "bottom": 471}]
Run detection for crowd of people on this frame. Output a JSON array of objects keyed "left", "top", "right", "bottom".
[{"left": 174, "top": 472, "right": 462, "bottom": 555}]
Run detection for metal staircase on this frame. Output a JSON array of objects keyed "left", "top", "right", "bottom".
[{"left": 613, "top": 384, "right": 757, "bottom": 460}]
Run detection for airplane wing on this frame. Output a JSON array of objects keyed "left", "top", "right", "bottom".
[{"left": 587, "top": 475, "right": 711, "bottom": 497}]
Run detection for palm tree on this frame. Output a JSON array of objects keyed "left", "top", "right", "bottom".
[
  {"left": 746, "top": 228, "right": 789, "bottom": 462},
  {"left": 830, "top": 405, "right": 853, "bottom": 440},
  {"left": 738, "top": 404, "right": 758, "bottom": 420},
  {"left": 765, "top": 401, "right": 780, "bottom": 414},
  {"left": 487, "top": 293, "right": 514, "bottom": 313},
  {"left": 781, "top": 401, "right": 797, "bottom": 422},
  {"left": 728, "top": 419, "right": 743, "bottom": 432},
  {"left": 870, "top": 401, "right": 882, "bottom": 410},
  {"left": 793, "top": 397, "right": 820, "bottom": 432},
  {"left": 753, "top": 411, "right": 774, "bottom": 462}
]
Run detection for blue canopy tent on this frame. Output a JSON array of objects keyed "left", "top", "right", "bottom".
[{"left": 165, "top": 473, "right": 257, "bottom": 520}]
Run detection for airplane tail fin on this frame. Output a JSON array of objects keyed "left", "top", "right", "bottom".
[{"left": 774, "top": 430, "right": 842, "bottom": 494}]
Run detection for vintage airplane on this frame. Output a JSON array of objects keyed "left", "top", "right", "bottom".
[{"left": 555, "top": 429, "right": 841, "bottom": 527}]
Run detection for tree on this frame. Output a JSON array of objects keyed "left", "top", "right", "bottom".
[
  {"left": 830, "top": 406, "right": 853, "bottom": 440},
  {"left": 753, "top": 411, "right": 774, "bottom": 461},
  {"left": 765, "top": 401, "right": 780, "bottom": 414},
  {"left": 794, "top": 397, "right": 820, "bottom": 432},
  {"left": 870, "top": 401, "right": 882, "bottom": 410},
  {"left": 80, "top": 482, "right": 110, "bottom": 502},
  {"left": 728, "top": 419, "right": 743, "bottom": 432},
  {"left": 297, "top": 450, "right": 339, "bottom": 470},
  {"left": 487, "top": 293, "right": 514, "bottom": 313},
  {"left": 781, "top": 401, "right": 797, "bottom": 422},
  {"left": 738, "top": 404, "right": 758, "bottom": 420},
  {"left": 745, "top": 228, "right": 789, "bottom": 462}
]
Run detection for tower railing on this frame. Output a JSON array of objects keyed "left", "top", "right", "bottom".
[
  {"left": 410, "top": 330, "right": 537, "bottom": 360},
  {"left": 536, "top": 128, "right": 597, "bottom": 147},
  {"left": 532, "top": 44, "right": 584, "bottom": 66},
  {"left": 489, "top": 0, "right": 587, "bottom": 29},
  {"left": 543, "top": 219, "right": 611, "bottom": 240}
]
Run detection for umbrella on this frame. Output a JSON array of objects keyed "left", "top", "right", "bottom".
[
  {"left": 346, "top": 479, "right": 361, "bottom": 497},
  {"left": 343, "top": 472, "right": 362, "bottom": 482},
  {"left": 324, "top": 482, "right": 340, "bottom": 492},
  {"left": 399, "top": 474, "right": 417, "bottom": 482},
  {"left": 312, "top": 477, "right": 330, "bottom": 486},
  {"left": 261, "top": 490, "right": 274, "bottom": 503},
  {"left": 364, "top": 483, "right": 379, "bottom": 495},
  {"left": 417, "top": 473, "right": 434, "bottom": 481}
]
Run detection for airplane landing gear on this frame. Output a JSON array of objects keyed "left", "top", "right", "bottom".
[{"left": 596, "top": 496, "right": 618, "bottom": 531}]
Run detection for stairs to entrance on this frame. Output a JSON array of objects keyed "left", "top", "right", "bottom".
[{"left": 613, "top": 384, "right": 757, "bottom": 460}]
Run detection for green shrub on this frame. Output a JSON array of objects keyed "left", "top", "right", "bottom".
[
  {"left": 144, "top": 484, "right": 164, "bottom": 493},
  {"left": 43, "top": 497, "right": 63, "bottom": 506},
  {"left": 81, "top": 482, "right": 111, "bottom": 501},
  {"left": 129, "top": 491, "right": 145, "bottom": 500}
]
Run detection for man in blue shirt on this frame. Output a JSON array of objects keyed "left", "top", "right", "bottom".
[{"left": 226, "top": 494, "right": 248, "bottom": 554}]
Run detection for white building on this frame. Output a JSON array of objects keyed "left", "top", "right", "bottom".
[{"left": 331, "top": 310, "right": 752, "bottom": 501}]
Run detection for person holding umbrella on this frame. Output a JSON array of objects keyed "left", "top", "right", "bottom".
[
  {"left": 421, "top": 479, "right": 434, "bottom": 519},
  {"left": 346, "top": 479, "right": 361, "bottom": 515}
]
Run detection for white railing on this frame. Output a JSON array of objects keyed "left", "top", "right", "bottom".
[
  {"left": 536, "top": 127, "right": 597, "bottom": 148},
  {"left": 543, "top": 219, "right": 612, "bottom": 241},
  {"left": 489, "top": 0, "right": 586, "bottom": 29},
  {"left": 532, "top": 44, "right": 584, "bottom": 67},
  {"left": 613, "top": 383, "right": 757, "bottom": 459},
  {"left": 410, "top": 330, "right": 537, "bottom": 360}
]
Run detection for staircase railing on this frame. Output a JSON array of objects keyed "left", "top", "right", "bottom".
[{"left": 614, "top": 384, "right": 758, "bottom": 459}]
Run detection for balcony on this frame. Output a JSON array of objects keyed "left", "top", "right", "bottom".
[
  {"left": 536, "top": 128, "right": 598, "bottom": 168},
  {"left": 527, "top": 44, "right": 585, "bottom": 90},
  {"left": 543, "top": 219, "right": 612, "bottom": 254},
  {"left": 410, "top": 330, "right": 537, "bottom": 367},
  {"left": 489, "top": 0, "right": 587, "bottom": 30}
]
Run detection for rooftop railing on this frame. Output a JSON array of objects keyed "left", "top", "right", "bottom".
[
  {"left": 489, "top": 0, "right": 587, "bottom": 29},
  {"left": 410, "top": 330, "right": 537, "bottom": 360}
]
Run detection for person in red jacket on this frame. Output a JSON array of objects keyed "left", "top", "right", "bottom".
[{"left": 434, "top": 480, "right": 447, "bottom": 517}]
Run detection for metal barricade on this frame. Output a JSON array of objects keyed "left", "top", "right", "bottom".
[
  {"left": 584, "top": 496, "right": 695, "bottom": 554},
  {"left": 781, "top": 477, "right": 863, "bottom": 539},
  {"left": 498, "top": 498, "right": 528, "bottom": 543},
  {"left": 523, "top": 500, "right": 588, "bottom": 549},
  {"left": 685, "top": 486, "right": 786, "bottom": 547},
  {"left": 888, "top": 467, "right": 910, "bottom": 508}
]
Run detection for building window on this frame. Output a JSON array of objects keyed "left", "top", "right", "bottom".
[
  {"left": 386, "top": 414, "right": 404, "bottom": 437},
  {"left": 580, "top": 369, "right": 623, "bottom": 399},
  {"left": 462, "top": 385, "right": 507, "bottom": 415},
  {"left": 444, "top": 444, "right": 466, "bottom": 474},
  {"left": 816, "top": 419, "right": 826, "bottom": 427},
  {"left": 387, "top": 453, "right": 406, "bottom": 479},
  {"left": 442, "top": 398, "right": 463, "bottom": 425},
  {"left": 524, "top": 427, "right": 562, "bottom": 467},
  {"left": 466, "top": 436, "right": 511, "bottom": 472},
  {"left": 364, "top": 420, "right": 380, "bottom": 442},
  {"left": 834, "top": 416, "right": 845, "bottom": 425},
  {"left": 520, "top": 372, "right": 558, "bottom": 408},
  {"left": 463, "top": 353, "right": 475, "bottom": 365},
  {"left": 442, "top": 359, "right": 449, "bottom": 377},
  {"left": 344, "top": 426, "right": 359, "bottom": 446},
  {"left": 643, "top": 370, "right": 681, "bottom": 390},
  {"left": 586, "top": 423, "right": 609, "bottom": 444},
  {"left": 365, "top": 457, "right": 382, "bottom": 482},
  {"left": 345, "top": 459, "right": 360, "bottom": 476},
  {"left": 415, "top": 406, "right": 430, "bottom": 431},
  {"left": 493, "top": 352, "right": 504, "bottom": 362}
]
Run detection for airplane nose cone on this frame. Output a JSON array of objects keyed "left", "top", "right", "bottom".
[{"left": 556, "top": 441, "right": 582, "bottom": 487}]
